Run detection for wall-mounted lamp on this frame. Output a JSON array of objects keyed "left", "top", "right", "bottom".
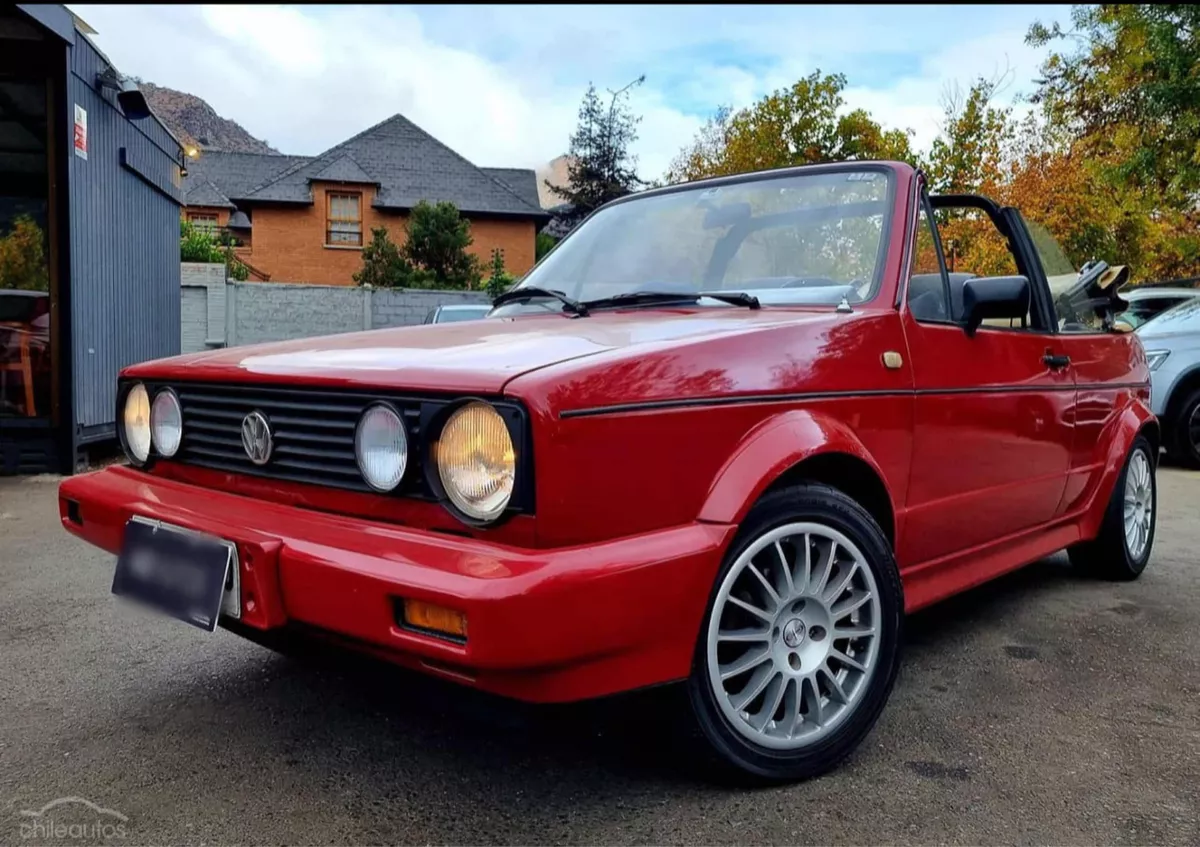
[
  {"left": 96, "top": 67, "right": 151, "bottom": 120},
  {"left": 179, "top": 146, "right": 200, "bottom": 179}
]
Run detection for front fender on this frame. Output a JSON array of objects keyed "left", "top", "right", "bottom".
[
  {"left": 1078, "top": 398, "right": 1157, "bottom": 541},
  {"left": 697, "top": 408, "right": 891, "bottom": 525}
]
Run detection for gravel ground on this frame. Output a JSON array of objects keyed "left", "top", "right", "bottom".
[{"left": 1, "top": 468, "right": 1197, "bottom": 846}]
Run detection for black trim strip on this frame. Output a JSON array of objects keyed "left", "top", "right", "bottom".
[{"left": 559, "top": 382, "right": 1149, "bottom": 419}]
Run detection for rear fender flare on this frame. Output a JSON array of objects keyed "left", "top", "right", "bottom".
[
  {"left": 698, "top": 409, "right": 891, "bottom": 526},
  {"left": 1079, "top": 399, "right": 1158, "bottom": 540}
]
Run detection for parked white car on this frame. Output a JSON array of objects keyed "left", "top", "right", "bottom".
[{"left": 1117, "top": 286, "right": 1200, "bottom": 331}]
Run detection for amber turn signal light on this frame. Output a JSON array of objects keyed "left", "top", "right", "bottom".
[{"left": 402, "top": 598, "right": 468, "bottom": 640}]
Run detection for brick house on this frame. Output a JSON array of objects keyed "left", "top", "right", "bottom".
[{"left": 180, "top": 114, "right": 549, "bottom": 286}]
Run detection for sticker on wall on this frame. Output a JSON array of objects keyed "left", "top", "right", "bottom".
[{"left": 74, "top": 104, "right": 88, "bottom": 160}]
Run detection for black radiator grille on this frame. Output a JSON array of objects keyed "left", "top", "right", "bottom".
[
  {"left": 171, "top": 383, "right": 425, "bottom": 495},
  {"left": 122, "top": 380, "right": 535, "bottom": 515}
]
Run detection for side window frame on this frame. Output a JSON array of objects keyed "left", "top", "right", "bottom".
[
  {"left": 1000, "top": 207, "right": 1061, "bottom": 334},
  {"left": 926, "top": 194, "right": 1058, "bottom": 335},
  {"left": 903, "top": 186, "right": 955, "bottom": 325}
]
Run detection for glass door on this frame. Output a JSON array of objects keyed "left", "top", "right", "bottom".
[{"left": 0, "top": 73, "right": 52, "bottom": 422}]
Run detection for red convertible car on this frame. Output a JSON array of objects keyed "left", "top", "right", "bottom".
[{"left": 59, "top": 161, "right": 1157, "bottom": 783}]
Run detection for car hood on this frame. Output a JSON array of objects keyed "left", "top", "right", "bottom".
[{"left": 124, "top": 309, "right": 826, "bottom": 394}]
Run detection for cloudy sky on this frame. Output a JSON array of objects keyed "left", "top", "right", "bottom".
[{"left": 70, "top": 4, "right": 1071, "bottom": 180}]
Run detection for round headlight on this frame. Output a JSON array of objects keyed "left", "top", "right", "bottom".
[
  {"left": 435, "top": 402, "right": 515, "bottom": 522},
  {"left": 122, "top": 382, "right": 152, "bottom": 464},
  {"left": 355, "top": 403, "right": 408, "bottom": 492},
  {"left": 151, "top": 388, "right": 183, "bottom": 458}
]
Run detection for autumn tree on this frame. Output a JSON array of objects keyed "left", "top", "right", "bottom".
[
  {"left": 1028, "top": 4, "right": 1200, "bottom": 209},
  {"left": 1019, "top": 4, "right": 1200, "bottom": 281},
  {"left": 925, "top": 77, "right": 1015, "bottom": 195},
  {"left": 666, "top": 71, "right": 916, "bottom": 183},
  {"left": 921, "top": 70, "right": 1200, "bottom": 282},
  {"left": 0, "top": 216, "right": 48, "bottom": 292},
  {"left": 553, "top": 77, "right": 646, "bottom": 230}
]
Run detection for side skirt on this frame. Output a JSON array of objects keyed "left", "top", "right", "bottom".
[{"left": 900, "top": 518, "right": 1083, "bottom": 613}]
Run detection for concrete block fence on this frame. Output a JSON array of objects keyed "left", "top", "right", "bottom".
[{"left": 180, "top": 264, "right": 491, "bottom": 353}]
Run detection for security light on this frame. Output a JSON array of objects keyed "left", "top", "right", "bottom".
[{"left": 96, "top": 67, "right": 151, "bottom": 121}]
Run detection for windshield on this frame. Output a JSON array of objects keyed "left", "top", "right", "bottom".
[{"left": 511, "top": 168, "right": 894, "bottom": 309}]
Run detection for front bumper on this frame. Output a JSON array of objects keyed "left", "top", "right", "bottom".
[{"left": 58, "top": 466, "right": 734, "bottom": 702}]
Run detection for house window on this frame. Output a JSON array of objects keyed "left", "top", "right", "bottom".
[
  {"left": 188, "top": 213, "right": 218, "bottom": 235},
  {"left": 326, "top": 192, "right": 362, "bottom": 246}
]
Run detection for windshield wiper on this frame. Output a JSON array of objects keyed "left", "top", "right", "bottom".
[
  {"left": 491, "top": 286, "right": 589, "bottom": 316},
  {"left": 583, "top": 290, "right": 761, "bottom": 311},
  {"left": 699, "top": 291, "right": 761, "bottom": 310}
]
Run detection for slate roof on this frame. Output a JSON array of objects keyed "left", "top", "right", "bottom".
[
  {"left": 183, "top": 152, "right": 309, "bottom": 205},
  {"left": 311, "top": 155, "right": 376, "bottom": 185},
  {"left": 224, "top": 114, "right": 546, "bottom": 219},
  {"left": 182, "top": 114, "right": 547, "bottom": 222},
  {"left": 481, "top": 168, "right": 542, "bottom": 211},
  {"left": 183, "top": 178, "right": 236, "bottom": 209}
]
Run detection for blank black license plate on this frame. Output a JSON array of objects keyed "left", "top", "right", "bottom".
[{"left": 113, "top": 518, "right": 235, "bottom": 632}]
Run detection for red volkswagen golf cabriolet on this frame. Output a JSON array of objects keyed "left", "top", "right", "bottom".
[{"left": 59, "top": 161, "right": 1156, "bottom": 783}]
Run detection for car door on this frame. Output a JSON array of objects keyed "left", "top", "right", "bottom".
[
  {"left": 1014, "top": 212, "right": 1148, "bottom": 516},
  {"left": 898, "top": 190, "right": 1074, "bottom": 568}
]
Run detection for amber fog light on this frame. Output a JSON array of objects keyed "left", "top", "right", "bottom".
[
  {"left": 402, "top": 598, "right": 468, "bottom": 640},
  {"left": 122, "top": 382, "right": 152, "bottom": 464},
  {"left": 434, "top": 402, "right": 515, "bottom": 523}
]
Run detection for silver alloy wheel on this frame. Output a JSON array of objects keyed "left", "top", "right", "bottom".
[
  {"left": 1123, "top": 448, "right": 1154, "bottom": 560},
  {"left": 706, "top": 522, "right": 882, "bottom": 750}
]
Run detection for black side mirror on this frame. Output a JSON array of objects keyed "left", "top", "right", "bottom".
[{"left": 961, "top": 275, "right": 1030, "bottom": 337}]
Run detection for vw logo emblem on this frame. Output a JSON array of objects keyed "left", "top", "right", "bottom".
[
  {"left": 782, "top": 618, "right": 806, "bottom": 648},
  {"left": 241, "top": 410, "right": 273, "bottom": 466}
]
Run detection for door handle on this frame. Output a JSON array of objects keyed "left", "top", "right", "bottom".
[{"left": 1043, "top": 352, "right": 1071, "bottom": 370}]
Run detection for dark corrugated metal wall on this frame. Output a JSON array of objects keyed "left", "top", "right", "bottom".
[{"left": 67, "top": 35, "right": 181, "bottom": 438}]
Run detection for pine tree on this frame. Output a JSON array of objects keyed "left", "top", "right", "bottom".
[
  {"left": 552, "top": 76, "right": 645, "bottom": 230},
  {"left": 484, "top": 248, "right": 513, "bottom": 299}
]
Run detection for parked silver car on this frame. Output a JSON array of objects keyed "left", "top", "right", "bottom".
[
  {"left": 1137, "top": 297, "right": 1200, "bottom": 466},
  {"left": 422, "top": 304, "right": 493, "bottom": 324},
  {"left": 1117, "top": 286, "right": 1200, "bottom": 331}
]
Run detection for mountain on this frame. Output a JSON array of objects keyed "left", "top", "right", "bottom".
[{"left": 139, "top": 83, "right": 277, "bottom": 155}]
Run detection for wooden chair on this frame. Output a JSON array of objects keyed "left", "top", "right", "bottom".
[{"left": 0, "top": 321, "right": 36, "bottom": 417}]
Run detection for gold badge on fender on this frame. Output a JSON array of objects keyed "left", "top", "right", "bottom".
[{"left": 882, "top": 351, "right": 903, "bottom": 370}]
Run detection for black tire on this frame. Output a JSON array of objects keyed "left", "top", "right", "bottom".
[
  {"left": 685, "top": 482, "right": 904, "bottom": 785},
  {"left": 1169, "top": 388, "right": 1200, "bottom": 469},
  {"left": 1068, "top": 435, "right": 1157, "bottom": 580}
]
